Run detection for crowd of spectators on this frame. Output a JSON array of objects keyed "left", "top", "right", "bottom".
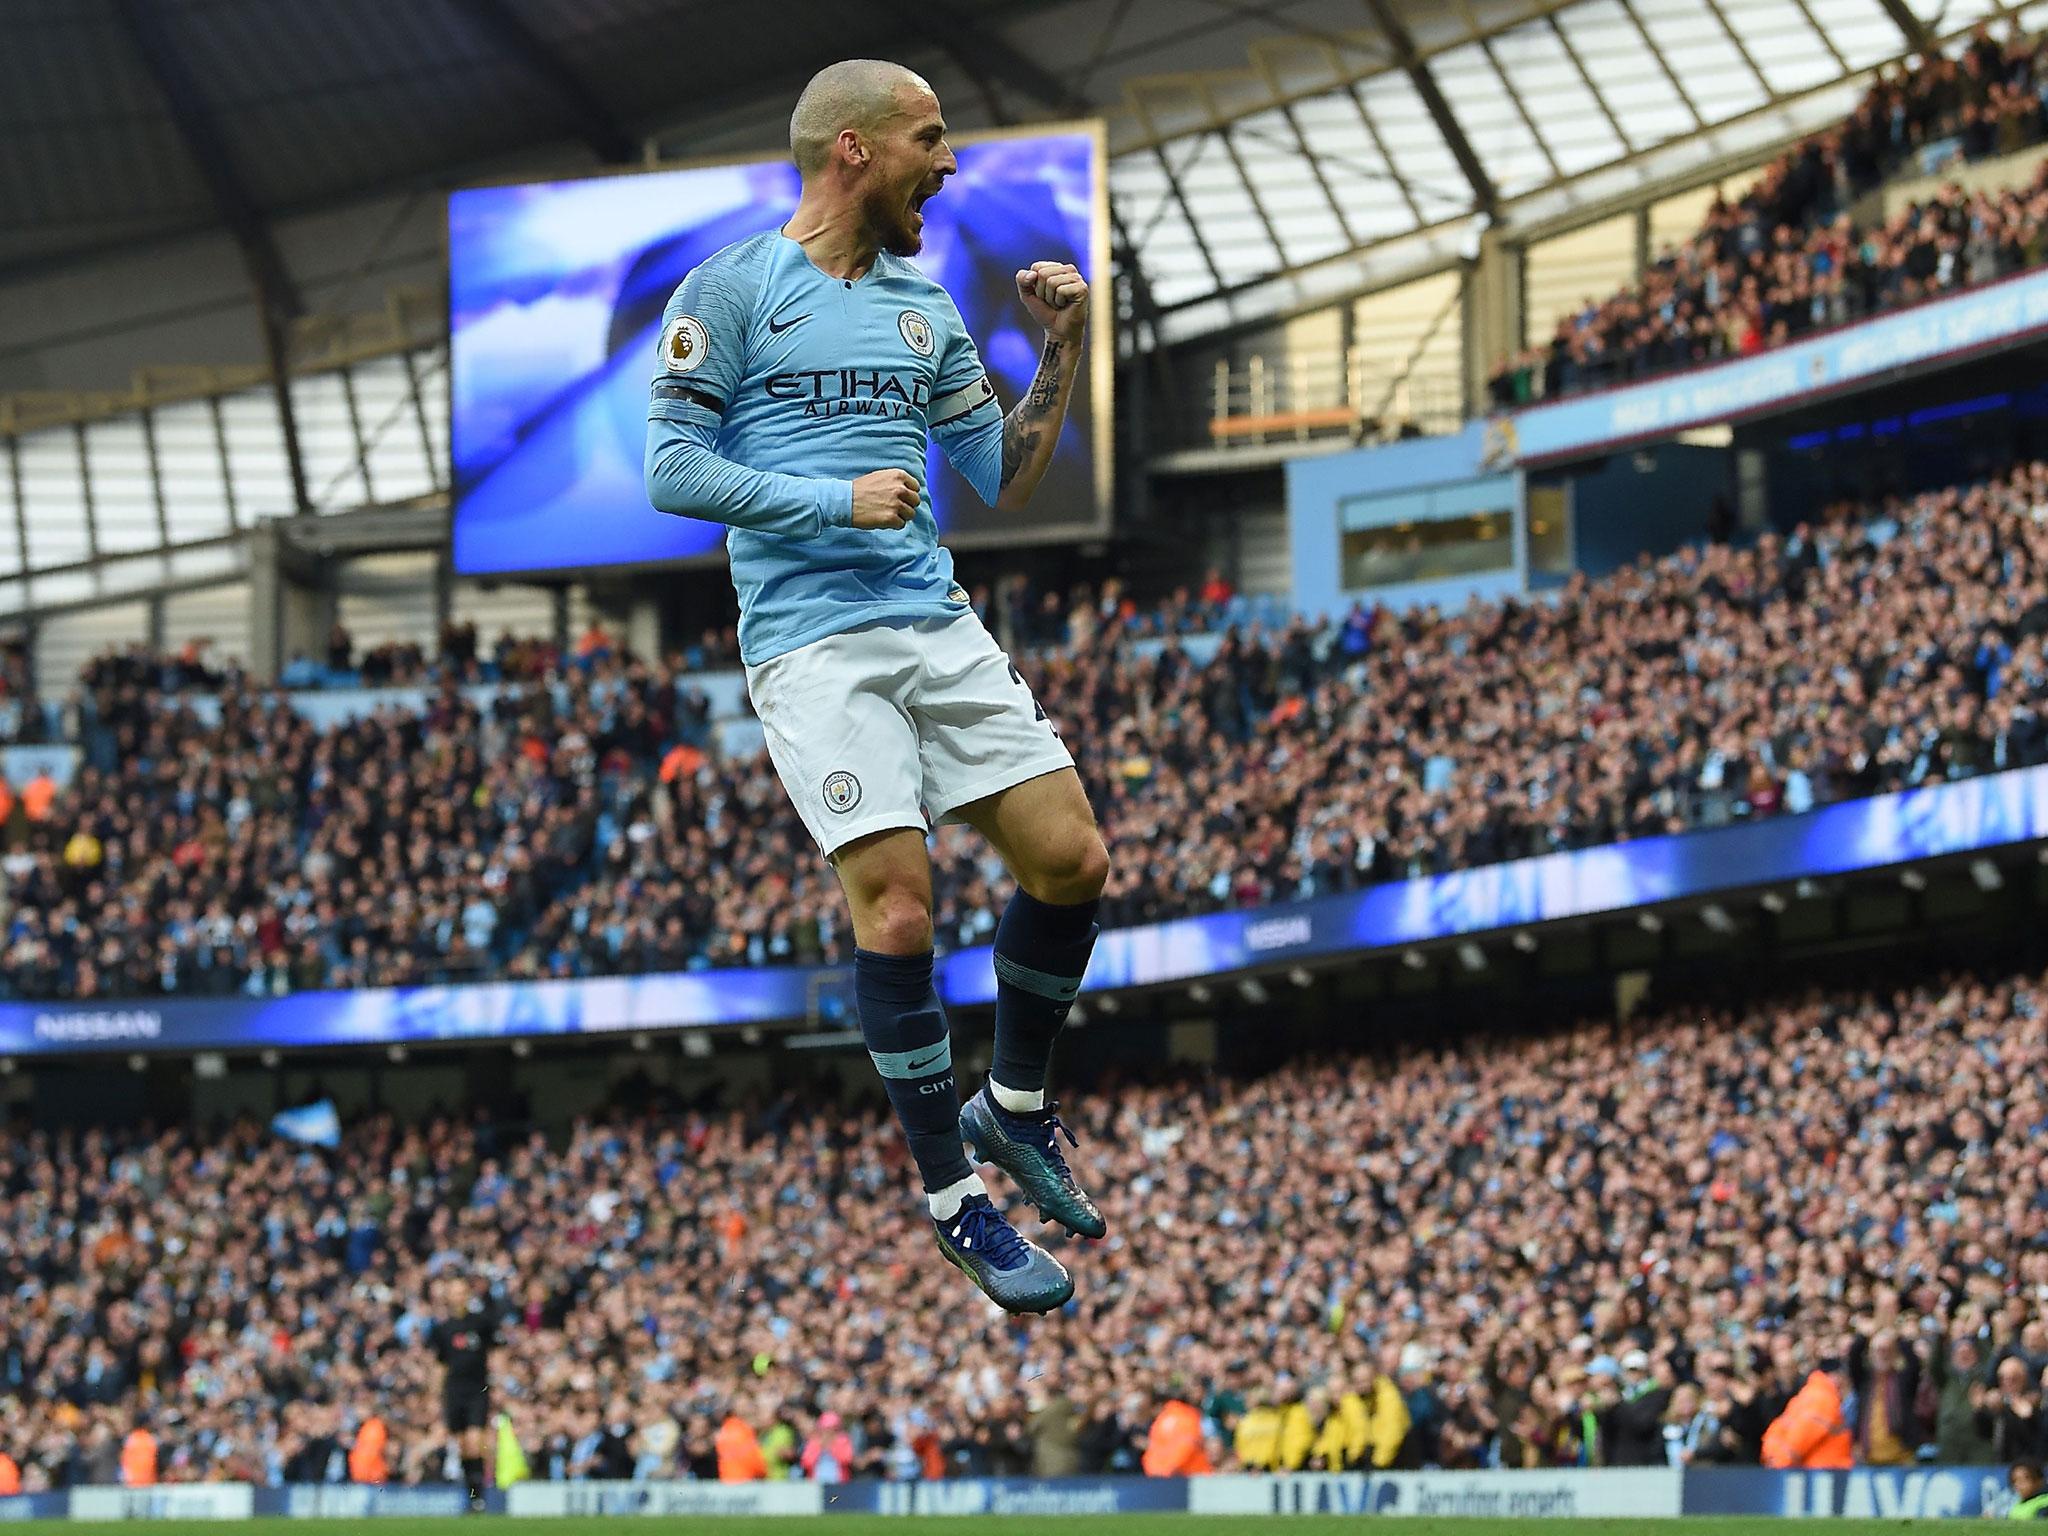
[
  {"left": 2, "top": 956, "right": 2046, "bottom": 1486},
  {"left": 4, "top": 460, "right": 2048, "bottom": 997},
  {"left": 1489, "top": 23, "right": 2048, "bottom": 407}
]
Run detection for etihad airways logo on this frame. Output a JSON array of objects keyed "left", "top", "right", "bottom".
[{"left": 764, "top": 368, "right": 930, "bottom": 419}]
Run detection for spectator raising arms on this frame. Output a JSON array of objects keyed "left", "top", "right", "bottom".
[{"left": 1, "top": 959, "right": 2047, "bottom": 1485}]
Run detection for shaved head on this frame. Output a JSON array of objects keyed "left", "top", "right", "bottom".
[{"left": 790, "top": 59, "right": 932, "bottom": 175}]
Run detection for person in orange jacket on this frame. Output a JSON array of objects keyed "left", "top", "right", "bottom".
[
  {"left": 1141, "top": 1396, "right": 1213, "bottom": 1478},
  {"left": 0, "top": 1449, "right": 20, "bottom": 1496},
  {"left": 348, "top": 1415, "right": 388, "bottom": 1484},
  {"left": 1763, "top": 1355, "right": 1854, "bottom": 1469},
  {"left": 120, "top": 1424, "right": 158, "bottom": 1487},
  {"left": 715, "top": 1411, "right": 767, "bottom": 1482}
]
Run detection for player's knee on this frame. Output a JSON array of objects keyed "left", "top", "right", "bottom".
[
  {"left": 1029, "top": 831, "right": 1109, "bottom": 905},
  {"left": 862, "top": 886, "right": 935, "bottom": 954},
  {"left": 1071, "top": 833, "right": 1111, "bottom": 899}
]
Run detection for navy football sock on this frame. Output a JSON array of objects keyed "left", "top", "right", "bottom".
[
  {"left": 990, "top": 890, "right": 1101, "bottom": 1105},
  {"left": 855, "top": 947, "right": 973, "bottom": 1193}
]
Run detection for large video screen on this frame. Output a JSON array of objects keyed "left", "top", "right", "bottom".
[{"left": 448, "top": 126, "right": 1107, "bottom": 576}]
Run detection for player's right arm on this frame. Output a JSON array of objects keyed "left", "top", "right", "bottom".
[{"left": 644, "top": 261, "right": 917, "bottom": 535}]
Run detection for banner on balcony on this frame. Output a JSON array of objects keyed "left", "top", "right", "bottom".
[{"left": 1501, "top": 266, "right": 2048, "bottom": 466}]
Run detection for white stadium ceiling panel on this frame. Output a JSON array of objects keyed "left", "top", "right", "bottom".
[
  {"left": 0, "top": 0, "right": 2030, "bottom": 378},
  {"left": 1910, "top": 0, "right": 2003, "bottom": 24},
  {"left": 1485, "top": 23, "right": 1631, "bottom": 174},
  {"left": 1103, "top": 0, "right": 2021, "bottom": 339},
  {"left": 1425, "top": 43, "right": 1555, "bottom": 199}
]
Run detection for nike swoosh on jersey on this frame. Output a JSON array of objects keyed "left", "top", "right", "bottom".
[
  {"left": 906, "top": 1050, "right": 946, "bottom": 1072},
  {"left": 768, "top": 310, "right": 812, "bottom": 335}
]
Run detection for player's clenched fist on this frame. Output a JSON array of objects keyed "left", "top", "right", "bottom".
[
  {"left": 850, "top": 468, "right": 920, "bottom": 529},
  {"left": 1015, "top": 261, "right": 1088, "bottom": 340}
]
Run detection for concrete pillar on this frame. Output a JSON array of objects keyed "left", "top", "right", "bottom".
[
  {"left": 625, "top": 596, "right": 661, "bottom": 661},
  {"left": 246, "top": 524, "right": 332, "bottom": 683},
  {"left": 1460, "top": 228, "right": 1523, "bottom": 418}
]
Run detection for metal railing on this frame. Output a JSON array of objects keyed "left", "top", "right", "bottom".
[{"left": 1205, "top": 346, "right": 1463, "bottom": 450}]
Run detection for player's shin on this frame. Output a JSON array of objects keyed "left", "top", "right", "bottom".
[
  {"left": 854, "top": 947, "right": 983, "bottom": 1219},
  {"left": 989, "top": 890, "right": 1100, "bottom": 1110}
]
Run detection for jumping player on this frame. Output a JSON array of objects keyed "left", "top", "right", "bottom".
[{"left": 645, "top": 59, "right": 1108, "bottom": 1313}]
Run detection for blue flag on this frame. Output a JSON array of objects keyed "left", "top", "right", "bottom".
[{"left": 271, "top": 1099, "right": 341, "bottom": 1148}]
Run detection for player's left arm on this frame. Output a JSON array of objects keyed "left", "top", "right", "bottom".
[{"left": 994, "top": 262, "right": 1088, "bottom": 511}]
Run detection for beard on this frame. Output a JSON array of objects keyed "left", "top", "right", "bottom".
[{"left": 868, "top": 186, "right": 927, "bottom": 256}]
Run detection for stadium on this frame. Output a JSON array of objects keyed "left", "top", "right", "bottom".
[{"left": 5, "top": 0, "right": 2048, "bottom": 1532}]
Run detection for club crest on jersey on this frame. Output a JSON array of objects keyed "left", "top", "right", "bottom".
[
  {"left": 898, "top": 309, "right": 935, "bottom": 357},
  {"left": 662, "top": 315, "right": 710, "bottom": 374},
  {"left": 823, "top": 771, "right": 862, "bottom": 813}
]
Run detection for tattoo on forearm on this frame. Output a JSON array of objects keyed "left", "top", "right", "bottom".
[
  {"left": 1027, "top": 338, "right": 1064, "bottom": 409},
  {"left": 999, "top": 338, "right": 1066, "bottom": 489},
  {"left": 1000, "top": 416, "right": 1044, "bottom": 489}
]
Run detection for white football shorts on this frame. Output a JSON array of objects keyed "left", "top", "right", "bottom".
[{"left": 744, "top": 610, "right": 1075, "bottom": 858}]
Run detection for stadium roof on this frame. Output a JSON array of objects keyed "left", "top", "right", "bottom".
[{"left": 1, "top": 0, "right": 2034, "bottom": 347}]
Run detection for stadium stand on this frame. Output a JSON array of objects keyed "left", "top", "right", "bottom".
[
  {"left": 1490, "top": 26, "right": 2048, "bottom": 406},
  {"left": 4, "top": 462, "right": 2046, "bottom": 997},
  {"left": 1, "top": 956, "right": 2044, "bottom": 1486},
  {"left": 15, "top": 0, "right": 2048, "bottom": 1516}
]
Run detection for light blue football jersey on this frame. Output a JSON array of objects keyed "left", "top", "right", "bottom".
[{"left": 644, "top": 230, "right": 1004, "bottom": 664}]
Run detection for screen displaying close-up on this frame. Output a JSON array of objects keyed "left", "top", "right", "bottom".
[
  {"left": 448, "top": 129, "right": 1105, "bottom": 575},
  {"left": 5, "top": 0, "right": 2048, "bottom": 1532}
]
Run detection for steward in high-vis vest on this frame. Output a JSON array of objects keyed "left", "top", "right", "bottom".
[
  {"left": 119, "top": 1426, "right": 158, "bottom": 1487},
  {"left": 347, "top": 1416, "right": 387, "bottom": 1484},
  {"left": 2011, "top": 1462, "right": 2048, "bottom": 1520},
  {"left": 1761, "top": 1359, "right": 1853, "bottom": 1470}
]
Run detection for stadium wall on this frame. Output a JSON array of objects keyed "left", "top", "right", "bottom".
[{"left": 4, "top": 1467, "right": 2019, "bottom": 1520}]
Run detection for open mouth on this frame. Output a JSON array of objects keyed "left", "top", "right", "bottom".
[{"left": 909, "top": 186, "right": 937, "bottom": 229}]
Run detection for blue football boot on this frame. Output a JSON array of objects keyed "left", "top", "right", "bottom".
[
  {"left": 933, "top": 1193, "right": 1074, "bottom": 1314},
  {"left": 960, "top": 1086, "right": 1108, "bottom": 1239}
]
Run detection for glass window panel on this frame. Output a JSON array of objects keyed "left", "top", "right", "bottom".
[
  {"left": 1340, "top": 507, "right": 1514, "bottom": 588},
  {"left": 1427, "top": 476, "right": 1517, "bottom": 518},
  {"left": 152, "top": 400, "right": 235, "bottom": 543},
  {"left": 353, "top": 357, "right": 435, "bottom": 505},
  {"left": 16, "top": 430, "right": 90, "bottom": 570},
  {"left": 1362, "top": 74, "right": 1474, "bottom": 214},
  {"left": 1340, "top": 490, "right": 1429, "bottom": 531},
  {"left": 85, "top": 416, "right": 160, "bottom": 555},
  {"left": 1490, "top": 26, "right": 1627, "bottom": 174},
  {"left": 291, "top": 371, "right": 369, "bottom": 512},
  {"left": 1910, "top": 0, "right": 1996, "bottom": 25},
  {"left": 218, "top": 392, "right": 295, "bottom": 521},
  {"left": 1179, "top": 138, "right": 1282, "bottom": 280},
  {"left": 1527, "top": 484, "right": 1573, "bottom": 575},
  {"left": 1716, "top": 0, "right": 1843, "bottom": 95},
  {"left": 1109, "top": 156, "right": 1173, "bottom": 242}
]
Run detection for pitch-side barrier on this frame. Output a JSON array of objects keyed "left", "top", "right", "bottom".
[{"left": 6, "top": 1465, "right": 2019, "bottom": 1520}]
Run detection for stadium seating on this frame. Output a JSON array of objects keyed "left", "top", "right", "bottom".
[
  {"left": 1, "top": 956, "right": 2043, "bottom": 1486},
  {"left": 3, "top": 463, "right": 2047, "bottom": 998},
  {"left": 1489, "top": 25, "right": 2048, "bottom": 406}
]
